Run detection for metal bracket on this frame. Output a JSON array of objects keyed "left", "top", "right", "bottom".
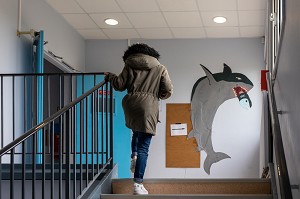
[
  {"left": 270, "top": 12, "right": 277, "bottom": 26},
  {"left": 291, "top": 184, "right": 299, "bottom": 189},
  {"left": 17, "top": 29, "right": 36, "bottom": 37}
]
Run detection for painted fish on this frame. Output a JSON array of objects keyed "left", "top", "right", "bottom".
[{"left": 188, "top": 63, "right": 254, "bottom": 174}]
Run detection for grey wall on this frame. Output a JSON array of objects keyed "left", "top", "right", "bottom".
[
  {"left": 86, "top": 40, "right": 128, "bottom": 74},
  {"left": 274, "top": 0, "right": 300, "bottom": 198},
  {"left": 86, "top": 38, "right": 265, "bottom": 178}
]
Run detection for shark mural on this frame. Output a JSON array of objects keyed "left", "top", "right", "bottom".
[{"left": 188, "top": 63, "right": 254, "bottom": 174}]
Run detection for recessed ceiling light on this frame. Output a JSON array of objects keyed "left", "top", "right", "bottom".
[
  {"left": 104, "top": 18, "right": 118, "bottom": 26},
  {"left": 213, "top": 16, "right": 227, "bottom": 24}
]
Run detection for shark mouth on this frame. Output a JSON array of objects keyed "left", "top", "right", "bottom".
[
  {"left": 232, "top": 86, "right": 248, "bottom": 97},
  {"left": 232, "top": 86, "right": 252, "bottom": 109}
]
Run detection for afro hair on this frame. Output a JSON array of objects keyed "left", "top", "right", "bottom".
[{"left": 123, "top": 43, "right": 160, "bottom": 62}]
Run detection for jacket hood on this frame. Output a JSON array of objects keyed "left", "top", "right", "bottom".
[{"left": 125, "top": 54, "right": 160, "bottom": 70}]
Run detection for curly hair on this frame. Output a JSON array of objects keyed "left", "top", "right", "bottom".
[{"left": 123, "top": 43, "right": 160, "bottom": 62}]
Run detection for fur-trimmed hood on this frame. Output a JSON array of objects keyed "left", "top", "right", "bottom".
[{"left": 125, "top": 54, "right": 160, "bottom": 70}]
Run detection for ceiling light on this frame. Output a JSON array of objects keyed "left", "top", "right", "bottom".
[
  {"left": 104, "top": 18, "right": 118, "bottom": 26},
  {"left": 213, "top": 16, "right": 227, "bottom": 24}
]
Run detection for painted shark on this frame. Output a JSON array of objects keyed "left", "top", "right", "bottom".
[{"left": 188, "top": 63, "right": 254, "bottom": 174}]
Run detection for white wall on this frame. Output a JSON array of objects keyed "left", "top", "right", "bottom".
[
  {"left": 0, "top": 0, "right": 85, "bottom": 73},
  {"left": 0, "top": 0, "right": 32, "bottom": 73},
  {"left": 86, "top": 38, "right": 265, "bottom": 178}
]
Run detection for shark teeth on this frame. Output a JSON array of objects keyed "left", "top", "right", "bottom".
[{"left": 232, "top": 86, "right": 248, "bottom": 97}]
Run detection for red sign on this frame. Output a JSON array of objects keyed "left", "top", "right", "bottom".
[
  {"left": 99, "top": 90, "right": 110, "bottom": 95},
  {"left": 261, "top": 70, "right": 269, "bottom": 91}
]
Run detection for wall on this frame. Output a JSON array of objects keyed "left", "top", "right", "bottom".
[
  {"left": 0, "top": 0, "right": 85, "bottom": 73},
  {"left": 273, "top": 0, "right": 300, "bottom": 197},
  {"left": 0, "top": 0, "right": 32, "bottom": 73},
  {"left": 86, "top": 38, "right": 265, "bottom": 178}
]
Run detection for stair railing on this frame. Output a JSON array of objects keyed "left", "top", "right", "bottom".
[
  {"left": 0, "top": 73, "right": 114, "bottom": 199},
  {"left": 265, "top": 0, "right": 293, "bottom": 198},
  {"left": 266, "top": 72, "right": 293, "bottom": 199}
]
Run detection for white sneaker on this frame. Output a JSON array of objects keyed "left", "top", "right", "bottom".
[
  {"left": 130, "top": 156, "right": 137, "bottom": 173},
  {"left": 133, "top": 182, "right": 148, "bottom": 195}
]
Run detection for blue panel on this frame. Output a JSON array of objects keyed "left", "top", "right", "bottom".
[
  {"left": 75, "top": 75, "right": 131, "bottom": 178},
  {"left": 113, "top": 90, "right": 131, "bottom": 178},
  {"left": 75, "top": 75, "right": 111, "bottom": 165},
  {"left": 36, "top": 31, "right": 44, "bottom": 163}
]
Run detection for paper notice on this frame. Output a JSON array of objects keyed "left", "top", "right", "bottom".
[{"left": 170, "top": 123, "right": 187, "bottom": 136}]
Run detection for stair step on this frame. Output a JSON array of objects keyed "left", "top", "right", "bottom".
[
  {"left": 111, "top": 178, "right": 271, "bottom": 195},
  {"left": 0, "top": 163, "right": 107, "bottom": 180},
  {"left": 101, "top": 194, "right": 273, "bottom": 199}
]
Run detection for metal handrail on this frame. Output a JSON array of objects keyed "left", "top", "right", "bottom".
[
  {"left": 268, "top": 162, "right": 278, "bottom": 199},
  {"left": 0, "top": 73, "right": 114, "bottom": 198},
  {"left": 0, "top": 79, "right": 106, "bottom": 157},
  {"left": 0, "top": 72, "right": 105, "bottom": 76},
  {"left": 266, "top": 72, "right": 293, "bottom": 199}
]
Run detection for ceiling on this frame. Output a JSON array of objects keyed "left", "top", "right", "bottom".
[{"left": 45, "top": 0, "right": 267, "bottom": 40}]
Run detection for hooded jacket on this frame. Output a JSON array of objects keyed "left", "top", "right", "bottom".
[{"left": 106, "top": 54, "right": 173, "bottom": 135}]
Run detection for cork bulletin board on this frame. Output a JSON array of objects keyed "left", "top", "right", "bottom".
[{"left": 166, "top": 103, "right": 200, "bottom": 168}]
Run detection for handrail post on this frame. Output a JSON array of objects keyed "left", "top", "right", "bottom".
[
  {"left": 269, "top": 162, "right": 278, "bottom": 199},
  {"left": 65, "top": 110, "right": 70, "bottom": 199},
  {"left": 109, "top": 83, "right": 114, "bottom": 168}
]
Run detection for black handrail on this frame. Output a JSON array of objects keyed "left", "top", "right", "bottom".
[
  {"left": 266, "top": 72, "right": 293, "bottom": 199},
  {"left": 0, "top": 80, "right": 106, "bottom": 157}
]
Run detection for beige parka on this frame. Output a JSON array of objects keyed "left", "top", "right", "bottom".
[{"left": 106, "top": 54, "right": 173, "bottom": 135}]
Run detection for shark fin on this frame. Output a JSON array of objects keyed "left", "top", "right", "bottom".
[
  {"left": 187, "top": 129, "right": 203, "bottom": 152},
  {"left": 200, "top": 64, "right": 217, "bottom": 85},
  {"left": 223, "top": 63, "right": 232, "bottom": 77},
  {"left": 187, "top": 129, "right": 198, "bottom": 139},
  {"left": 203, "top": 152, "right": 231, "bottom": 175}
]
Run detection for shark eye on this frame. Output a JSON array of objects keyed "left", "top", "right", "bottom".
[{"left": 236, "top": 77, "right": 242, "bottom": 80}]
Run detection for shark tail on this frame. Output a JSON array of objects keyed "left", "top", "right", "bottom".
[{"left": 204, "top": 152, "right": 231, "bottom": 175}]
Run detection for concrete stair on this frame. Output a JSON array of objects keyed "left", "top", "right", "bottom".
[{"left": 100, "top": 178, "right": 272, "bottom": 199}]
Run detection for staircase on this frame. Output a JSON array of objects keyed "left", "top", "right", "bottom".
[
  {"left": 100, "top": 178, "right": 272, "bottom": 199},
  {"left": 0, "top": 72, "right": 293, "bottom": 199}
]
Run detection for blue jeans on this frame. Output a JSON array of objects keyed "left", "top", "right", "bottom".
[{"left": 131, "top": 131, "right": 152, "bottom": 183}]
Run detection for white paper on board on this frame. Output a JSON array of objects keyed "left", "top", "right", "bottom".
[{"left": 170, "top": 123, "right": 187, "bottom": 136}]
